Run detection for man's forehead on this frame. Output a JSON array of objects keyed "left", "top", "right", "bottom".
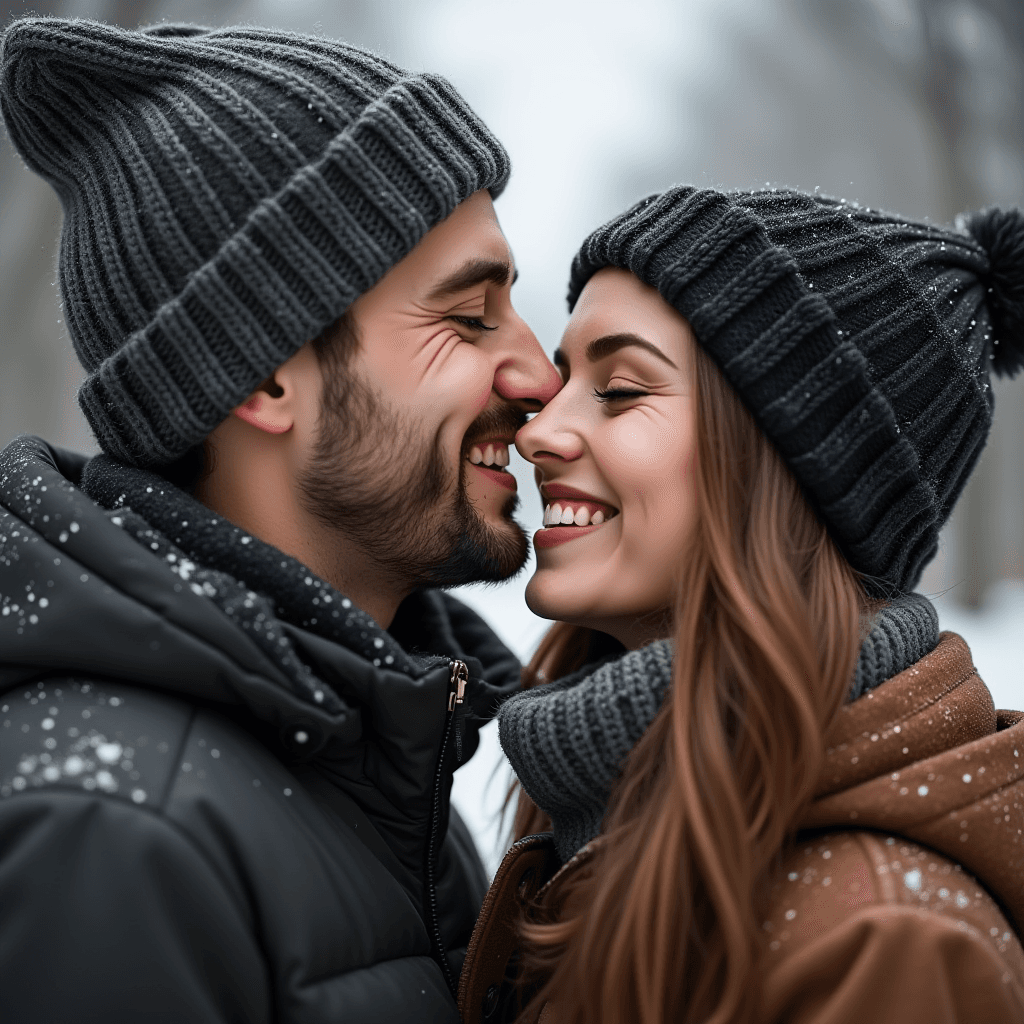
[{"left": 413, "top": 193, "right": 513, "bottom": 294}]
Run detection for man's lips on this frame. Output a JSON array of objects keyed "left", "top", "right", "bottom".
[
  {"left": 465, "top": 438, "right": 516, "bottom": 491},
  {"left": 471, "top": 463, "right": 517, "bottom": 491}
]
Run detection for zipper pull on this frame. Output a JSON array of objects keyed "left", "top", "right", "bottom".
[
  {"left": 448, "top": 659, "right": 469, "bottom": 765},
  {"left": 448, "top": 659, "right": 468, "bottom": 711}
]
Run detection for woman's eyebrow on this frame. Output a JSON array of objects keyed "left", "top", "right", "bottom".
[
  {"left": 426, "top": 258, "right": 514, "bottom": 302},
  {"left": 557, "top": 333, "right": 678, "bottom": 369}
]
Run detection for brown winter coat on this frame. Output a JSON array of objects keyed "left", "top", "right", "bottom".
[{"left": 459, "top": 632, "right": 1024, "bottom": 1023}]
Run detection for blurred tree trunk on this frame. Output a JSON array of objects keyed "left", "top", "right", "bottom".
[
  {"left": 0, "top": 0, "right": 162, "bottom": 454},
  {"left": 0, "top": 118, "right": 67, "bottom": 448},
  {"left": 800, "top": 0, "right": 1024, "bottom": 605}
]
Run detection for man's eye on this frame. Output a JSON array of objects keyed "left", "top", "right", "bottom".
[
  {"left": 593, "top": 386, "right": 650, "bottom": 403},
  {"left": 450, "top": 315, "right": 498, "bottom": 332}
]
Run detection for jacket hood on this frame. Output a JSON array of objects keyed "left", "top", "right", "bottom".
[
  {"left": 802, "top": 630, "right": 1024, "bottom": 933},
  {"left": 0, "top": 436, "right": 520, "bottom": 764}
]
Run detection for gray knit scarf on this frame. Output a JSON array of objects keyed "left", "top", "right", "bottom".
[{"left": 499, "top": 593, "right": 939, "bottom": 863}]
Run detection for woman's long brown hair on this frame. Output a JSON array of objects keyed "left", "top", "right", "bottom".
[{"left": 511, "top": 340, "right": 868, "bottom": 1024}]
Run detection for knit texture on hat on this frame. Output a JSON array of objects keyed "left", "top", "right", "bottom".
[
  {"left": 569, "top": 188, "right": 1024, "bottom": 596},
  {"left": 0, "top": 18, "right": 510, "bottom": 466},
  {"left": 501, "top": 595, "right": 940, "bottom": 863}
]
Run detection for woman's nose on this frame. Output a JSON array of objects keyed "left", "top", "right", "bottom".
[{"left": 514, "top": 394, "right": 582, "bottom": 465}]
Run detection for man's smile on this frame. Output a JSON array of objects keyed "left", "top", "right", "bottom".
[
  {"left": 468, "top": 441, "right": 510, "bottom": 468},
  {"left": 466, "top": 440, "right": 516, "bottom": 491}
]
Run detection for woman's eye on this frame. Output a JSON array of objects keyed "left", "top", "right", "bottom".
[
  {"left": 593, "top": 386, "right": 650, "bottom": 404},
  {"left": 450, "top": 315, "right": 498, "bottom": 332}
]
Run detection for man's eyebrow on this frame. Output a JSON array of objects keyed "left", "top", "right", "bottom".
[
  {"left": 566, "top": 333, "right": 678, "bottom": 369},
  {"left": 426, "top": 258, "right": 513, "bottom": 302}
]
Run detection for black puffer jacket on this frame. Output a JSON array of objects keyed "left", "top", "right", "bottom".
[{"left": 0, "top": 436, "right": 520, "bottom": 1023}]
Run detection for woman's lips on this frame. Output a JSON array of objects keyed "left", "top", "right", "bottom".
[
  {"left": 540, "top": 484, "right": 618, "bottom": 520},
  {"left": 534, "top": 523, "right": 604, "bottom": 549}
]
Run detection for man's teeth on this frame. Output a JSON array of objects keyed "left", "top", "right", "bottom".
[
  {"left": 543, "top": 503, "right": 607, "bottom": 527},
  {"left": 468, "top": 444, "right": 510, "bottom": 468}
]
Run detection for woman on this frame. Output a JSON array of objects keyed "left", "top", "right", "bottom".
[{"left": 457, "top": 186, "right": 1024, "bottom": 1024}]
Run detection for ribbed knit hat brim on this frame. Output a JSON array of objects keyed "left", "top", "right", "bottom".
[
  {"left": 569, "top": 187, "right": 995, "bottom": 595},
  {"left": 1, "top": 19, "right": 510, "bottom": 466}
]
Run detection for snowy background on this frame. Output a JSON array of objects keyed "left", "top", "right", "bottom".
[{"left": 2, "top": 0, "right": 1022, "bottom": 874}]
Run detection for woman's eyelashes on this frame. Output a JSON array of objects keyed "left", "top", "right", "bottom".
[
  {"left": 592, "top": 385, "right": 651, "bottom": 404},
  {"left": 449, "top": 314, "right": 497, "bottom": 332}
]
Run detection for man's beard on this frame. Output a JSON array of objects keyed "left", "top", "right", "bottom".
[{"left": 297, "top": 370, "right": 529, "bottom": 591}]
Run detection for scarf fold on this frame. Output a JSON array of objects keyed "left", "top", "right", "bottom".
[{"left": 500, "top": 592, "right": 940, "bottom": 863}]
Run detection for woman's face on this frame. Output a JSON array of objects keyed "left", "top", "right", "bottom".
[{"left": 516, "top": 267, "right": 700, "bottom": 650}]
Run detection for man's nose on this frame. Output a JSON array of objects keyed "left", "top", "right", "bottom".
[{"left": 491, "top": 316, "right": 562, "bottom": 407}]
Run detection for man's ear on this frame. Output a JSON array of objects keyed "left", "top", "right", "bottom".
[{"left": 233, "top": 374, "right": 292, "bottom": 435}]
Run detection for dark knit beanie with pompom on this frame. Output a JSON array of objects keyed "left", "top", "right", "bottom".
[
  {"left": 0, "top": 18, "right": 510, "bottom": 467},
  {"left": 569, "top": 187, "right": 1024, "bottom": 597}
]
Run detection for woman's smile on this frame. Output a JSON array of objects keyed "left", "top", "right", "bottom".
[{"left": 535, "top": 483, "right": 618, "bottom": 547}]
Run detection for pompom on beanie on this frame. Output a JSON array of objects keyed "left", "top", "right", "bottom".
[
  {"left": 568, "top": 187, "right": 1024, "bottom": 596},
  {"left": 0, "top": 18, "right": 510, "bottom": 466}
]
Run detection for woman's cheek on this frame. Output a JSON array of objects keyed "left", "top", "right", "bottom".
[{"left": 606, "top": 417, "right": 663, "bottom": 471}]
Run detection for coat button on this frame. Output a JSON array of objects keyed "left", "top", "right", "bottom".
[{"left": 482, "top": 984, "right": 500, "bottom": 1019}]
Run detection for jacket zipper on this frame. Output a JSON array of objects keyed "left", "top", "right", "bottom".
[{"left": 425, "top": 658, "right": 470, "bottom": 997}]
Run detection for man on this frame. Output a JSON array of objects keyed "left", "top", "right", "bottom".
[{"left": 0, "top": 18, "right": 559, "bottom": 1023}]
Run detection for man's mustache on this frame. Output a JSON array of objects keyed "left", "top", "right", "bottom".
[{"left": 462, "top": 404, "right": 528, "bottom": 453}]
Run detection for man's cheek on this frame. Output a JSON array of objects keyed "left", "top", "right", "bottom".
[{"left": 440, "top": 346, "right": 495, "bottom": 419}]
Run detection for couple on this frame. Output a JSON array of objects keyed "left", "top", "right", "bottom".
[{"left": 1, "top": 18, "right": 1023, "bottom": 1024}]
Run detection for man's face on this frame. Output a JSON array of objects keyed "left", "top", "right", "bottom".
[{"left": 299, "top": 191, "right": 562, "bottom": 590}]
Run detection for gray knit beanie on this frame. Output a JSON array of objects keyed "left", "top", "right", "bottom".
[
  {"left": 569, "top": 187, "right": 1024, "bottom": 596},
  {"left": 0, "top": 18, "right": 510, "bottom": 466}
]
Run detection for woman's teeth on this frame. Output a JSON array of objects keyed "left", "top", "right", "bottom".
[
  {"left": 468, "top": 443, "right": 510, "bottom": 468},
  {"left": 543, "top": 503, "right": 606, "bottom": 528}
]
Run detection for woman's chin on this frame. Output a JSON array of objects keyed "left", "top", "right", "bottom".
[
  {"left": 524, "top": 573, "right": 559, "bottom": 622},
  {"left": 525, "top": 568, "right": 600, "bottom": 626}
]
